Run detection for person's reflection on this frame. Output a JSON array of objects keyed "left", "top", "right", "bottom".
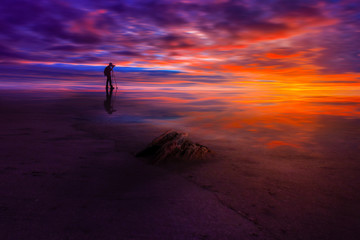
[{"left": 104, "top": 87, "right": 116, "bottom": 114}]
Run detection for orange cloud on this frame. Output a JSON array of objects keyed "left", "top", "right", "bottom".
[{"left": 265, "top": 52, "right": 302, "bottom": 59}]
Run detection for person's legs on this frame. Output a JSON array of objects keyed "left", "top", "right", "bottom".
[
  {"left": 108, "top": 75, "right": 114, "bottom": 88},
  {"left": 106, "top": 75, "right": 113, "bottom": 88}
]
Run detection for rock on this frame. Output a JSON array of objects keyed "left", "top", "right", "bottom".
[{"left": 136, "top": 130, "right": 211, "bottom": 164}]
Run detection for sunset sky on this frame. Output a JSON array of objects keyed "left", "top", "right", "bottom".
[{"left": 0, "top": 0, "right": 359, "bottom": 88}]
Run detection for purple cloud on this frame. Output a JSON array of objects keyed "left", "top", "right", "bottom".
[{"left": 0, "top": 0, "right": 358, "bottom": 80}]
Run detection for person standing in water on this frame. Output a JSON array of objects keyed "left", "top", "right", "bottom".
[{"left": 104, "top": 62, "right": 115, "bottom": 89}]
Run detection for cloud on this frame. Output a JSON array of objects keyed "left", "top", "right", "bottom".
[
  {"left": 46, "top": 45, "right": 94, "bottom": 52},
  {"left": 0, "top": 0, "right": 358, "bottom": 83},
  {"left": 112, "top": 51, "right": 142, "bottom": 56}
]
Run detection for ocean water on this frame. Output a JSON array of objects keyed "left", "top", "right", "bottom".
[
  {"left": 1, "top": 78, "right": 359, "bottom": 160},
  {"left": 94, "top": 81, "right": 358, "bottom": 156}
]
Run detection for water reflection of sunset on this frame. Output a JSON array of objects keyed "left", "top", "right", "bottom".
[{"left": 62, "top": 80, "right": 355, "bottom": 155}]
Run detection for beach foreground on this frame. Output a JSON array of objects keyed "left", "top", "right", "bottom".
[{"left": 0, "top": 90, "right": 359, "bottom": 240}]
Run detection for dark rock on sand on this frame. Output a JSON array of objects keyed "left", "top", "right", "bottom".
[{"left": 136, "top": 130, "right": 210, "bottom": 164}]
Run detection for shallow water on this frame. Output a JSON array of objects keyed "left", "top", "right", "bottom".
[
  {"left": 1, "top": 79, "right": 360, "bottom": 160},
  {"left": 97, "top": 83, "right": 360, "bottom": 159}
]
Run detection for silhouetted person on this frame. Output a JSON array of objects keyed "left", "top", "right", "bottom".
[
  {"left": 104, "top": 62, "right": 115, "bottom": 89},
  {"left": 104, "top": 87, "right": 116, "bottom": 114}
]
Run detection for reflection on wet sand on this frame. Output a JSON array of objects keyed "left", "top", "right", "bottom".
[
  {"left": 1, "top": 82, "right": 359, "bottom": 240},
  {"left": 104, "top": 87, "right": 116, "bottom": 114},
  {"left": 95, "top": 83, "right": 360, "bottom": 239},
  {"left": 107, "top": 84, "right": 360, "bottom": 157}
]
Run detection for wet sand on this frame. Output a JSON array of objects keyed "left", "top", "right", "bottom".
[
  {"left": 0, "top": 91, "right": 267, "bottom": 240},
  {"left": 0, "top": 90, "right": 359, "bottom": 239}
]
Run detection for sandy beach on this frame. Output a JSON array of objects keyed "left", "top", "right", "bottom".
[{"left": 1, "top": 89, "right": 359, "bottom": 240}]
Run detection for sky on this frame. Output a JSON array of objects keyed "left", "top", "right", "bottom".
[{"left": 0, "top": 0, "right": 359, "bottom": 89}]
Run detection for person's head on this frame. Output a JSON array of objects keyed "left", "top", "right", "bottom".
[{"left": 109, "top": 62, "right": 114, "bottom": 66}]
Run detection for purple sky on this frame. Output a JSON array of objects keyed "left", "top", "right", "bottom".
[{"left": 0, "top": 0, "right": 359, "bottom": 86}]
